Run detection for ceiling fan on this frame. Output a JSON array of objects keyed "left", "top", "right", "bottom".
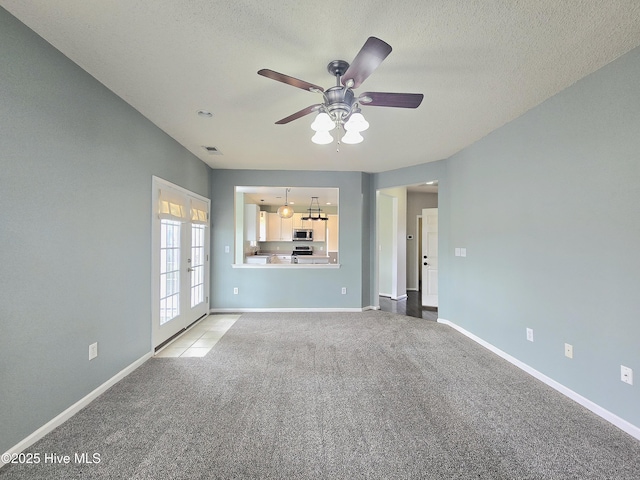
[{"left": 258, "top": 37, "right": 424, "bottom": 144}]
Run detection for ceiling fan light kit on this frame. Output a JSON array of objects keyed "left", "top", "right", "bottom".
[
  {"left": 341, "top": 130, "right": 364, "bottom": 145},
  {"left": 310, "top": 112, "right": 336, "bottom": 132},
  {"left": 258, "top": 37, "right": 423, "bottom": 147},
  {"left": 311, "top": 130, "right": 334, "bottom": 145}
]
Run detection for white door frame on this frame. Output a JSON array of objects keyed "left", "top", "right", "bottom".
[
  {"left": 421, "top": 208, "right": 438, "bottom": 308},
  {"left": 412, "top": 214, "right": 422, "bottom": 292}
]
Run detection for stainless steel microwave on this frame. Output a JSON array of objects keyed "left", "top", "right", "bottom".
[{"left": 292, "top": 229, "right": 313, "bottom": 241}]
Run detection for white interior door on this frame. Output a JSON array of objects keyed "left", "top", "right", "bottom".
[
  {"left": 421, "top": 208, "right": 438, "bottom": 308},
  {"left": 152, "top": 178, "right": 210, "bottom": 348}
]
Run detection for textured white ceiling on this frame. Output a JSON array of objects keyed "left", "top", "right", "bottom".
[{"left": 3, "top": 1, "right": 640, "bottom": 173}]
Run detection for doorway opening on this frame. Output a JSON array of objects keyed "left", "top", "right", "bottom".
[
  {"left": 151, "top": 177, "right": 211, "bottom": 348},
  {"left": 377, "top": 181, "right": 438, "bottom": 320}
]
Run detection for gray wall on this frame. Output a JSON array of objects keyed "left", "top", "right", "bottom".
[
  {"left": 373, "top": 48, "right": 640, "bottom": 428},
  {"left": 377, "top": 193, "right": 394, "bottom": 296},
  {"left": 209, "top": 170, "right": 369, "bottom": 310},
  {"left": 0, "top": 8, "right": 210, "bottom": 453},
  {"left": 442, "top": 45, "right": 640, "bottom": 427}
]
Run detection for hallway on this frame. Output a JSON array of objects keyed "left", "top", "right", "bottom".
[{"left": 378, "top": 291, "right": 438, "bottom": 321}]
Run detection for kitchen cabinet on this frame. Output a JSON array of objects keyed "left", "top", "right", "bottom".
[
  {"left": 312, "top": 220, "right": 326, "bottom": 242},
  {"left": 244, "top": 204, "right": 260, "bottom": 242},
  {"left": 292, "top": 213, "right": 306, "bottom": 229},
  {"left": 281, "top": 216, "right": 293, "bottom": 241},
  {"left": 327, "top": 215, "right": 338, "bottom": 251},
  {"left": 259, "top": 211, "right": 268, "bottom": 242},
  {"left": 267, "top": 212, "right": 293, "bottom": 241}
]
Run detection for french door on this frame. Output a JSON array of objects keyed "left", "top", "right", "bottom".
[{"left": 152, "top": 177, "right": 210, "bottom": 348}]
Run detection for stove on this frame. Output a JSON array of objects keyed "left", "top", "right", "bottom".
[{"left": 292, "top": 245, "right": 313, "bottom": 256}]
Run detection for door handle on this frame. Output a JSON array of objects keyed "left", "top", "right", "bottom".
[
  {"left": 187, "top": 267, "right": 195, "bottom": 272},
  {"left": 424, "top": 262, "right": 428, "bottom": 266}
]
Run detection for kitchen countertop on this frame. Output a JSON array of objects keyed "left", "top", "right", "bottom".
[{"left": 239, "top": 253, "right": 337, "bottom": 268}]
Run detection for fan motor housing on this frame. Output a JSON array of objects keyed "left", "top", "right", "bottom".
[{"left": 325, "top": 86, "right": 354, "bottom": 119}]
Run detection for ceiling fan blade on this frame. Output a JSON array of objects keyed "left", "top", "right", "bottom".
[
  {"left": 275, "top": 104, "right": 322, "bottom": 124},
  {"left": 342, "top": 37, "right": 392, "bottom": 89},
  {"left": 359, "top": 92, "right": 424, "bottom": 108},
  {"left": 258, "top": 69, "right": 324, "bottom": 92}
]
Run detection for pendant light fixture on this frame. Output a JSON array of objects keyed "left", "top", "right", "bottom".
[
  {"left": 277, "top": 188, "right": 294, "bottom": 218},
  {"left": 301, "top": 196, "right": 328, "bottom": 221}
]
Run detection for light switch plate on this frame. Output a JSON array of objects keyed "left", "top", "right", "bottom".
[
  {"left": 460, "top": 248, "right": 467, "bottom": 257},
  {"left": 455, "top": 248, "right": 461, "bottom": 256},
  {"left": 89, "top": 342, "right": 98, "bottom": 360}
]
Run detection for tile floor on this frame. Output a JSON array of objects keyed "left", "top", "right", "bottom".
[{"left": 154, "top": 314, "right": 241, "bottom": 358}]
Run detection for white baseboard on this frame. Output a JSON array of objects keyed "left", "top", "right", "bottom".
[
  {"left": 437, "top": 318, "right": 640, "bottom": 442},
  {"left": 1, "top": 351, "right": 153, "bottom": 469},
  {"left": 379, "top": 294, "right": 408, "bottom": 301},
  {"left": 210, "top": 307, "right": 382, "bottom": 313},
  {"left": 210, "top": 308, "right": 364, "bottom": 313}
]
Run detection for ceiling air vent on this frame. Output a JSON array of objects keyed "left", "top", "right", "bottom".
[{"left": 202, "top": 146, "right": 222, "bottom": 155}]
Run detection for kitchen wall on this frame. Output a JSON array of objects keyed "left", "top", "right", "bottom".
[
  {"left": 374, "top": 46, "right": 640, "bottom": 432},
  {"left": 210, "top": 170, "right": 370, "bottom": 310},
  {"left": 0, "top": 8, "right": 210, "bottom": 454}
]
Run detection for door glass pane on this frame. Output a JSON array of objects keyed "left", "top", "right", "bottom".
[
  {"left": 160, "top": 220, "right": 181, "bottom": 325},
  {"left": 191, "top": 224, "right": 206, "bottom": 308}
]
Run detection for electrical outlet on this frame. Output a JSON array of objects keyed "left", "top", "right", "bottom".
[
  {"left": 526, "top": 328, "right": 534, "bottom": 342},
  {"left": 89, "top": 342, "right": 98, "bottom": 360},
  {"left": 233, "top": 287, "right": 239, "bottom": 295},
  {"left": 341, "top": 287, "right": 347, "bottom": 295},
  {"left": 564, "top": 343, "right": 573, "bottom": 359},
  {"left": 621, "top": 365, "right": 633, "bottom": 385},
  {"left": 224, "top": 245, "right": 230, "bottom": 253}
]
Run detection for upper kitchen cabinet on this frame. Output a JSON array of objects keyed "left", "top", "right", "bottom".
[
  {"left": 244, "top": 204, "right": 260, "bottom": 242},
  {"left": 267, "top": 212, "right": 293, "bottom": 241},
  {"left": 259, "top": 211, "right": 268, "bottom": 242},
  {"left": 312, "top": 220, "right": 326, "bottom": 242},
  {"left": 327, "top": 215, "right": 338, "bottom": 252},
  {"left": 292, "top": 213, "right": 307, "bottom": 229}
]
